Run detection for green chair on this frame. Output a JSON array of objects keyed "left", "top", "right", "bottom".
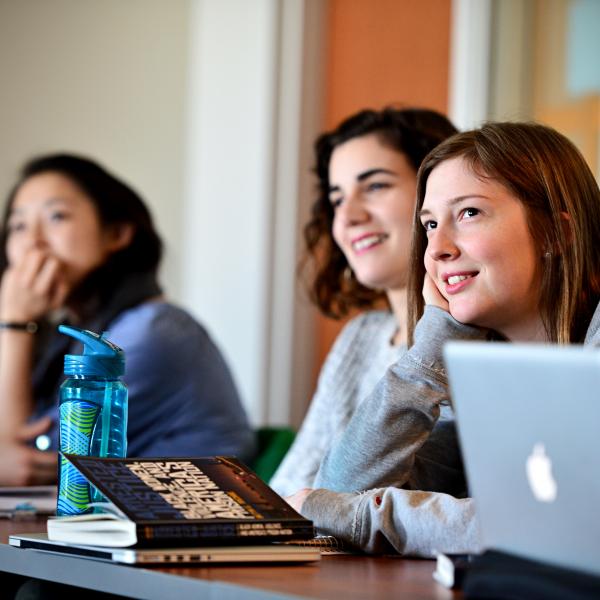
[{"left": 251, "top": 426, "right": 296, "bottom": 483}]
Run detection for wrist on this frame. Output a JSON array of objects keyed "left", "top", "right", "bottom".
[
  {"left": 0, "top": 321, "right": 39, "bottom": 334},
  {"left": 0, "top": 307, "right": 39, "bottom": 322},
  {"left": 409, "top": 306, "right": 488, "bottom": 373}
]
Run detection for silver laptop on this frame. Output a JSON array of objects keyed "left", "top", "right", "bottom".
[
  {"left": 9, "top": 532, "right": 320, "bottom": 565},
  {"left": 444, "top": 342, "right": 600, "bottom": 577}
]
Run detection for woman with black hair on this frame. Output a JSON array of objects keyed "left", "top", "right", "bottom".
[{"left": 0, "top": 154, "right": 255, "bottom": 486}]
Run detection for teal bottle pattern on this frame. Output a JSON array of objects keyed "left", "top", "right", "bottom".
[
  {"left": 57, "top": 326, "right": 128, "bottom": 516},
  {"left": 57, "top": 401, "right": 100, "bottom": 514}
]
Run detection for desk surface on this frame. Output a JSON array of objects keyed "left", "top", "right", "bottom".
[{"left": 0, "top": 518, "right": 460, "bottom": 600}]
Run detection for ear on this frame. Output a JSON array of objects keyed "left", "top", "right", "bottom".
[{"left": 104, "top": 223, "right": 135, "bottom": 254}]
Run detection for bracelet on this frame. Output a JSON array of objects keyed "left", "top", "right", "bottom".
[{"left": 0, "top": 321, "right": 39, "bottom": 333}]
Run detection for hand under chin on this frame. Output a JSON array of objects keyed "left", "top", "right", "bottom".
[{"left": 422, "top": 274, "right": 450, "bottom": 312}]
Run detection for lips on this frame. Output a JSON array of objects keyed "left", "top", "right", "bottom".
[
  {"left": 351, "top": 233, "right": 388, "bottom": 253},
  {"left": 442, "top": 271, "right": 478, "bottom": 294},
  {"left": 447, "top": 274, "right": 471, "bottom": 285}
]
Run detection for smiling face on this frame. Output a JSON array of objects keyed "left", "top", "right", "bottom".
[
  {"left": 420, "top": 156, "right": 546, "bottom": 341},
  {"left": 6, "top": 172, "right": 123, "bottom": 289},
  {"left": 330, "top": 134, "right": 417, "bottom": 293}
]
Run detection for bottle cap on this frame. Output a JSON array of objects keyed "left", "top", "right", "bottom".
[{"left": 59, "top": 324, "right": 125, "bottom": 377}]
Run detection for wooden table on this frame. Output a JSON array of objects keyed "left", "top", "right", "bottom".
[{"left": 0, "top": 518, "right": 460, "bottom": 599}]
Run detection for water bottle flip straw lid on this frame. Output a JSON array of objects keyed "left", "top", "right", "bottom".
[{"left": 59, "top": 325, "right": 125, "bottom": 377}]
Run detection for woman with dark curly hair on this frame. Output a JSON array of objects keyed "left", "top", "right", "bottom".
[
  {"left": 271, "top": 107, "right": 457, "bottom": 496},
  {"left": 0, "top": 154, "right": 255, "bottom": 486}
]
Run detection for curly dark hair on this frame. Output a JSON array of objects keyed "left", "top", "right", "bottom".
[{"left": 304, "top": 107, "right": 457, "bottom": 318}]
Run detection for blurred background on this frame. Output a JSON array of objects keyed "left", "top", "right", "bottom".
[{"left": 0, "top": 0, "right": 597, "bottom": 428}]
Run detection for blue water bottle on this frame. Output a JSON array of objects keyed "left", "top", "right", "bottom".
[{"left": 56, "top": 325, "right": 128, "bottom": 516}]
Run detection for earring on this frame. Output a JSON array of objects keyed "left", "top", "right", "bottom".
[
  {"left": 544, "top": 251, "right": 552, "bottom": 259},
  {"left": 343, "top": 266, "right": 354, "bottom": 281}
]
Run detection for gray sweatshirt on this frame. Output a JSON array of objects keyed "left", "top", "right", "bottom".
[{"left": 301, "top": 303, "right": 600, "bottom": 557}]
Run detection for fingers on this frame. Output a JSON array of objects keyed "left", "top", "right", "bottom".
[
  {"left": 31, "top": 448, "right": 58, "bottom": 471},
  {"left": 35, "top": 255, "right": 70, "bottom": 311},
  {"left": 285, "top": 488, "right": 313, "bottom": 512},
  {"left": 17, "top": 419, "right": 57, "bottom": 485},
  {"left": 49, "top": 276, "right": 71, "bottom": 311},
  {"left": 423, "top": 273, "right": 450, "bottom": 311},
  {"left": 29, "top": 452, "right": 58, "bottom": 485},
  {"left": 0, "top": 444, "right": 57, "bottom": 486},
  {"left": 23, "top": 449, "right": 57, "bottom": 485},
  {"left": 23, "top": 448, "right": 58, "bottom": 485},
  {"left": 32, "top": 254, "right": 61, "bottom": 296},
  {"left": 18, "top": 416, "right": 53, "bottom": 442},
  {"left": 0, "top": 250, "right": 68, "bottom": 320},
  {"left": 18, "top": 249, "right": 49, "bottom": 288}
]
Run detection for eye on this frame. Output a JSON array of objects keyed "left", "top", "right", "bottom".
[
  {"left": 6, "top": 220, "right": 26, "bottom": 234},
  {"left": 422, "top": 219, "right": 437, "bottom": 231},
  {"left": 366, "top": 181, "right": 391, "bottom": 193},
  {"left": 49, "top": 210, "right": 70, "bottom": 222},
  {"left": 329, "top": 197, "right": 343, "bottom": 209},
  {"left": 461, "top": 207, "right": 480, "bottom": 219}
]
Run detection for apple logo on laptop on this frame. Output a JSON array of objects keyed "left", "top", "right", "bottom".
[{"left": 526, "top": 443, "right": 557, "bottom": 503}]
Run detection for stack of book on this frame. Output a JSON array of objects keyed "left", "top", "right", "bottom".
[
  {"left": 48, "top": 454, "right": 314, "bottom": 548},
  {"left": 10, "top": 455, "right": 326, "bottom": 564}
]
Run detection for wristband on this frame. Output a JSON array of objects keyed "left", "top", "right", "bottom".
[{"left": 0, "top": 321, "right": 39, "bottom": 333}]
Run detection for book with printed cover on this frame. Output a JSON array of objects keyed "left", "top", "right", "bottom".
[{"left": 47, "top": 455, "right": 314, "bottom": 548}]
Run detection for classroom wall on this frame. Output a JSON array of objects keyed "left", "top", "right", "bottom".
[
  {"left": 314, "top": 0, "right": 452, "bottom": 380},
  {"left": 0, "top": 0, "right": 453, "bottom": 428},
  {"left": 0, "top": 0, "right": 325, "bottom": 427},
  {"left": 0, "top": 0, "right": 191, "bottom": 298},
  {"left": 325, "top": 0, "right": 450, "bottom": 125},
  {"left": 179, "top": 0, "right": 327, "bottom": 428}
]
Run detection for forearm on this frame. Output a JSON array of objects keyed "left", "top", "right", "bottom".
[
  {"left": 302, "top": 487, "right": 482, "bottom": 557},
  {"left": 0, "top": 330, "right": 36, "bottom": 439},
  {"left": 0, "top": 261, "right": 59, "bottom": 440},
  {"left": 314, "top": 307, "right": 488, "bottom": 492}
]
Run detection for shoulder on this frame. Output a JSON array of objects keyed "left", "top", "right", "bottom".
[
  {"left": 105, "top": 302, "right": 214, "bottom": 354},
  {"left": 333, "top": 310, "right": 397, "bottom": 352},
  {"left": 318, "top": 310, "right": 400, "bottom": 387},
  {"left": 105, "top": 302, "right": 234, "bottom": 385}
]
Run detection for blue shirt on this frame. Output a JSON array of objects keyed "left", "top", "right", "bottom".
[{"left": 39, "top": 302, "right": 256, "bottom": 462}]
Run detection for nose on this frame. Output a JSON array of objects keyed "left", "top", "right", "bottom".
[
  {"left": 25, "top": 223, "right": 48, "bottom": 251},
  {"left": 336, "top": 191, "right": 368, "bottom": 227},
  {"left": 426, "top": 226, "right": 459, "bottom": 262}
]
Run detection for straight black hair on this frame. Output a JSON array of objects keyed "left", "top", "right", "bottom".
[{"left": 0, "top": 153, "right": 162, "bottom": 278}]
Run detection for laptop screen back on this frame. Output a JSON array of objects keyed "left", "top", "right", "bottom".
[{"left": 444, "top": 342, "right": 600, "bottom": 577}]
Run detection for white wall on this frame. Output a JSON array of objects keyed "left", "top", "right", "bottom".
[
  {"left": 0, "top": 0, "right": 324, "bottom": 427},
  {"left": 0, "top": 0, "right": 191, "bottom": 297},
  {"left": 449, "top": 0, "right": 492, "bottom": 130},
  {"left": 182, "top": 0, "right": 323, "bottom": 425}
]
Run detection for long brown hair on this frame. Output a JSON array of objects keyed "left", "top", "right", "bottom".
[{"left": 407, "top": 121, "right": 600, "bottom": 344}]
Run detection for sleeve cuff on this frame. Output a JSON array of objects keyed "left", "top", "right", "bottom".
[
  {"left": 408, "top": 306, "right": 489, "bottom": 373},
  {"left": 301, "top": 488, "right": 364, "bottom": 541}
]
